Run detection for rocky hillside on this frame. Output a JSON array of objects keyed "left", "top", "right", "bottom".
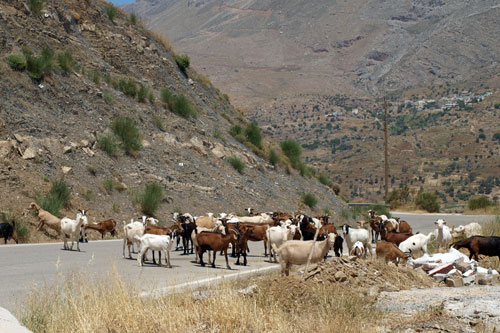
[
  {"left": 124, "top": 0, "right": 500, "bottom": 107},
  {"left": 0, "top": 0, "right": 343, "bottom": 242}
]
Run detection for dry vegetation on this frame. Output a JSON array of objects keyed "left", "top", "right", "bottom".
[{"left": 19, "top": 258, "right": 441, "bottom": 333}]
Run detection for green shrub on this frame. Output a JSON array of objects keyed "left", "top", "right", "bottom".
[
  {"left": 229, "top": 125, "right": 243, "bottom": 137},
  {"left": 298, "top": 163, "right": 315, "bottom": 178},
  {"left": 318, "top": 173, "right": 330, "bottom": 186},
  {"left": 0, "top": 212, "right": 29, "bottom": 243},
  {"left": 7, "top": 54, "right": 26, "bottom": 70},
  {"left": 130, "top": 13, "right": 137, "bottom": 25},
  {"left": 28, "top": 0, "right": 44, "bottom": 15},
  {"left": 137, "top": 182, "right": 163, "bottom": 216},
  {"left": 161, "top": 88, "right": 173, "bottom": 105},
  {"left": 170, "top": 95, "right": 197, "bottom": 118},
  {"left": 387, "top": 185, "right": 411, "bottom": 209},
  {"left": 174, "top": 54, "right": 190, "bottom": 73},
  {"left": 111, "top": 117, "right": 142, "bottom": 154},
  {"left": 119, "top": 79, "right": 137, "bottom": 98},
  {"left": 57, "top": 50, "right": 76, "bottom": 73},
  {"left": 36, "top": 178, "right": 71, "bottom": 217},
  {"left": 415, "top": 191, "right": 440, "bottom": 213},
  {"left": 493, "top": 133, "right": 500, "bottom": 141},
  {"left": 227, "top": 156, "right": 245, "bottom": 174},
  {"left": 137, "top": 84, "right": 148, "bottom": 103},
  {"left": 25, "top": 47, "right": 54, "bottom": 80},
  {"left": 103, "top": 178, "right": 115, "bottom": 193},
  {"left": 97, "top": 133, "right": 118, "bottom": 157},
  {"left": 106, "top": 5, "right": 118, "bottom": 22},
  {"left": 103, "top": 91, "right": 114, "bottom": 105},
  {"left": 269, "top": 149, "right": 279, "bottom": 166},
  {"left": 280, "top": 139, "right": 302, "bottom": 168},
  {"left": 148, "top": 91, "right": 155, "bottom": 104},
  {"left": 244, "top": 122, "right": 262, "bottom": 148},
  {"left": 153, "top": 115, "right": 166, "bottom": 131},
  {"left": 302, "top": 193, "right": 318, "bottom": 209},
  {"left": 468, "top": 196, "right": 493, "bottom": 210}
]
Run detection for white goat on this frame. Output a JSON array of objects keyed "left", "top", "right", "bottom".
[
  {"left": 273, "top": 233, "right": 336, "bottom": 276},
  {"left": 60, "top": 210, "right": 88, "bottom": 251},
  {"left": 123, "top": 220, "right": 145, "bottom": 258},
  {"left": 433, "top": 219, "right": 452, "bottom": 251},
  {"left": 228, "top": 213, "right": 273, "bottom": 224},
  {"left": 350, "top": 241, "right": 365, "bottom": 258},
  {"left": 342, "top": 224, "right": 371, "bottom": 258},
  {"left": 267, "top": 224, "right": 297, "bottom": 262},
  {"left": 399, "top": 232, "right": 434, "bottom": 255},
  {"left": 136, "top": 234, "right": 173, "bottom": 268},
  {"left": 454, "top": 223, "right": 482, "bottom": 238}
]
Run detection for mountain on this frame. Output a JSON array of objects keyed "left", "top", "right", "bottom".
[
  {"left": 124, "top": 0, "right": 500, "bottom": 107},
  {"left": 0, "top": 0, "right": 343, "bottom": 242},
  {"left": 123, "top": 0, "right": 500, "bottom": 206}
]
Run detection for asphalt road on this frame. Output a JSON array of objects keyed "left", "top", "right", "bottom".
[{"left": 0, "top": 213, "right": 495, "bottom": 313}]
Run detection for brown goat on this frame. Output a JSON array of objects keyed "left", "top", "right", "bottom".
[
  {"left": 85, "top": 219, "right": 117, "bottom": 239},
  {"left": 319, "top": 224, "right": 337, "bottom": 236},
  {"left": 196, "top": 228, "right": 236, "bottom": 269},
  {"left": 238, "top": 223, "right": 269, "bottom": 256},
  {"left": 376, "top": 240, "right": 409, "bottom": 265},
  {"left": 235, "top": 227, "right": 254, "bottom": 266},
  {"left": 379, "top": 222, "right": 413, "bottom": 246},
  {"left": 398, "top": 220, "right": 412, "bottom": 234},
  {"left": 30, "top": 202, "right": 61, "bottom": 234}
]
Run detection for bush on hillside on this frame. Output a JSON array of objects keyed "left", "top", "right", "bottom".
[
  {"left": 119, "top": 79, "right": 137, "bottom": 98},
  {"left": 468, "top": 196, "right": 493, "bottom": 210},
  {"left": 111, "top": 117, "right": 142, "bottom": 154},
  {"left": 137, "top": 182, "right": 163, "bottom": 216},
  {"left": 229, "top": 125, "right": 243, "bottom": 137},
  {"left": 318, "top": 173, "right": 330, "bottom": 186},
  {"left": 174, "top": 54, "right": 190, "bottom": 73},
  {"left": 415, "top": 191, "right": 440, "bottom": 213},
  {"left": 280, "top": 140, "right": 302, "bottom": 168},
  {"left": 244, "top": 122, "right": 262, "bottom": 148},
  {"left": 97, "top": 133, "right": 118, "bottom": 157},
  {"left": 28, "top": 0, "right": 44, "bottom": 15},
  {"left": 302, "top": 193, "right": 318, "bottom": 209},
  {"left": 7, "top": 54, "right": 26, "bottom": 70},
  {"left": 24, "top": 47, "right": 54, "bottom": 80},
  {"left": 57, "top": 50, "right": 76, "bottom": 73},
  {"left": 387, "top": 185, "right": 411, "bottom": 209},
  {"left": 170, "top": 95, "right": 197, "bottom": 118},
  {"left": 493, "top": 133, "right": 500, "bottom": 141},
  {"left": 137, "top": 84, "right": 148, "bottom": 103},
  {"left": 130, "top": 13, "right": 137, "bottom": 25},
  {"left": 227, "top": 156, "right": 245, "bottom": 174},
  {"left": 161, "top": 88, "right": 173, "bottom": 105},
  {"left": 269, "top": 149, "right": 279, "bottom": 166},
  {"left": 36, "top": 178, "right": 71, "bottom": 217},
  {"left": 106, "top": 5, "right": 118, "bottom": 22}
]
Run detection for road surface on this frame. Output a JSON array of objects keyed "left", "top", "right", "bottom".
[{"left": 0, "top": 213, "right": 495, "bottom": 312}]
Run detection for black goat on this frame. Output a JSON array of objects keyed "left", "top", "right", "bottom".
[
  {"left": 334, "top": 234, "right": 344, "bottom": 257},
  {"left": 452, "top": 236, "right": 500, "bottom": 261},
  {"left": 0, "top": 222, "right": 18, "bottom": 244},
  {"left": 180, "top": 216, "right": 196, "bottom": 255}
]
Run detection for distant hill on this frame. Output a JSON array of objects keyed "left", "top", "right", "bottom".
[{"left": 124, "top": 0, "right": 500, "bottom": 206}]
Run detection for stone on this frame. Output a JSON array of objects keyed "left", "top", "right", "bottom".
[
  {"left": 22, "top": 147, "right": 36, "bottom": 160},
  {"left": 82, "top": 147, "right": 94, "bottom": 157},
  {"left": 463, "top": 275, "right": 475, "bottom": 285},
  {"left": 0, "top": 140, "right": 13, "bottom": 158},
  {"left": 445, "top": 276, "right": 464, "bottom": 287},
  {"left": 62, "top": 166, "right": 72, "bottom": 174},
  {"left": 81, "top": 139, "right": 89, "bottom": 147},
  {"left": 63, "top": 146, "right": 72, "bottom": 154},
  {"left": 334, "top": 271, "right": 348, "bottom": 282},
  {"left": 142, "top": 140, "right": 151, "bottom": 148},
  {"left": 456, "top": 262, "right": 471, "bottom": 273},
  {"left": 211, "top": 143, "right": 226, "bottom": 158}
]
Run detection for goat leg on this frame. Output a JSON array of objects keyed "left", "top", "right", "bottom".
[{"left": 225, "top": 248, "right": 231, "bottom": 270}]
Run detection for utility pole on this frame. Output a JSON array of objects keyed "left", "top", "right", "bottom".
[{"left": 384, "top": 99, "right": 389, "bottom": 201}]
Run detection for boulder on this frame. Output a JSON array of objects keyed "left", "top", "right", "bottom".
[
  {"left": 334, "top": 271, "right": 348, "bottom": 282},
  {"left": 62, "top": 166, "right": 72, "bottom": 174},
  {"left": 445, "top": 276, "right": 464, "bottom": 288},
  {"left": 22, "top": 147, "right": 36, "bottom": 160},
  {"left": 455, "top": 262, "right": 471, "bottom": 273},
  {"left": 0, "top": 140, "right": 13, "bottom": 159}
]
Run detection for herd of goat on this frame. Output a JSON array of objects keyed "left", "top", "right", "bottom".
[{"left": 1, "top": 205, "right": 497, "bottom": 276}]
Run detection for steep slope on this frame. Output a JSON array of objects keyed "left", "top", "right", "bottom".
[
  {"left": 0, "top": 0, "right": 343, "bottom": 242},
  {"left": 124, "top": 0, "right": 500, "bottom": 107}
]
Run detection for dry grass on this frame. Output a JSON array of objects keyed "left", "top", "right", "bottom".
[{"left": 20, "top": 270, "right": 385, "bottom": 333}]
